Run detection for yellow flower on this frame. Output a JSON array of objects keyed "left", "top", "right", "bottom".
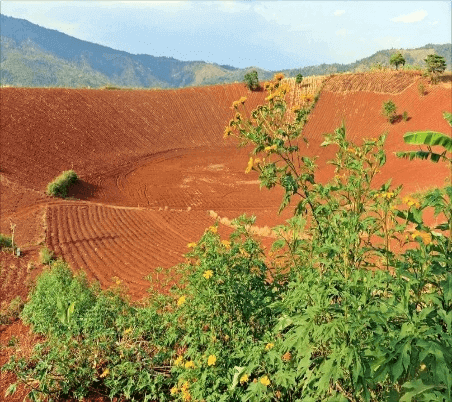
[
  {"left": 235, "top": 112, "right": 242, "bottom": 121},
  {"left": 263, "top": 81, "right": 271, "bottom": 89},
  {"left": 260, "top": 375, "right": 270, "bottom": 386},
  {"left": 264, "top": 144, "right": 277, "bottom": 152},
  {"left": 187, "top": 242, "right": 197, "bottom": 248},
  {"left": 403, "top": 196, "right": 421, "bottom": 208},
  {"left": 411, "top": 231, "right": 432, "bottom": 245},
  {"left": 265, "top": 342, "right": 274, "bottom": 350},
  {"left": 223, "top": 127, "right": 233, "bottom": 139},
  {"left": 203, "top": 270, "right": 213, "bottom": 279},
  {"left": 100, "top": 368, "right": 110, "bottom": 378},
  {"left": 221, "top": 240, "right": 231, "bottom": 249},
  {"left": 177, "top": 296, "right": 186, "bottom": 306},
  {"left": 184, "top": 360, "right": 195, "bottom": 369},
  {"left": 207, "top": 355, "right": 217, "bottom": 366},
  {"left": 274, "top": 73, "right": 285, "bottom": 81},
  {"left": 231, "top": 100, "right": 240, "bottom": 109},
  {"left": 123, "top": 327, "right": 132, "bottom": 335},
  {"left": 245, "top": 157, "right": 254, "bottom": 174},
  {"left": 181, "top": 381, "right": 189, "bottom": 391},
  {"left": 240, "top": 374, "right": 249, "bottom": 384},
  {"left": 170, "top": 387, "right": 178, "bottom": 395},
  {"left": 174, "top": 355, "right": 184, "bottom": 366},
  {"left": 239, "top": 96, "right": 247, "bottom": 104},
  {"left": 209, "top": 225, "right": 218, "bottom": 233}
]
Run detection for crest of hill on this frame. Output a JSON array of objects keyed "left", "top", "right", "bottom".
[{"left": 1, "top": 14, "right": 450, "bottom": 89}]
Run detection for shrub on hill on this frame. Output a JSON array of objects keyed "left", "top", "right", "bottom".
[
  {"left": 244, "top": 70, "right": 259, "bottom": 91},
  {"left": 46, "top": 169, "right": 78, "bottom": 198},
  {"left": 382, "top": 99, "right": 398, "bottom": 123},
  {"left": 3, "top": 75, "right": 451, "bottom": 402}
]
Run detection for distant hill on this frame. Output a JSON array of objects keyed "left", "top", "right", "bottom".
[{"left": 1, "top": 14, "right": 450, "bottom": 88}]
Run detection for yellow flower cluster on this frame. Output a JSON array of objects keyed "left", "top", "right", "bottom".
[
  {"left": 100, "top": 368, "right": 110, "bottom": 378},
  {"left": 207, "top": 354, "right": 217, "bottom": 366},
  {"left": 260, "top": 375, "right": 271, "bottom": 386},
  {"left": 203, "top": 270, "right": 213, "bottom": 279},
  {"left": 221, "top": 240, "right": 231, "bottom": 249},
  {"left": 263, "top": 81, "right": 272, "bottom": 90},
  {"left": 300, "top": 93, "right": 314, "bottom": 103},
  {"left": 231, "top": 100, "right": 241, "bottom": 109},
  {"left": 265, "top": 342, "right": 274, "bottom": 350},
  {"left": 184, "top": 360, "right": 195, "bottom": 369},
  {"left": 411, "top": 230, "right": 432, "bottom": 245},
  {"left": 187, "top": 242, "right": 197, "bottom": 248},
  {"left": 245, "top": 157, "right": 261, "bottom": 174},
  {"left": 403, "top": 196, "right": 421, "bottom": 208},
  {"left": 274, "top": 72, "right": 285, "bottom": 81},
  {"left": 208, "top": 225, "right": 218, "bottom": 233},
  {"left": 177, "top": 296, "right": 186, "bottom": 306}
]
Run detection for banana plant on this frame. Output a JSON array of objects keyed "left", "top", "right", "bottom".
[{"left": 395, "top": 112, "right": 452, "bottom": 163}]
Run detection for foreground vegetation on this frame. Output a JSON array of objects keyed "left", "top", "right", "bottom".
[{"left": 2, "top": 74, "right": 451, "bottom": 402}]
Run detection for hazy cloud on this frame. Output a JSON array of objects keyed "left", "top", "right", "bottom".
[
  {"left": 334, "top": 10, "right": 345, "bottom": 16},
  {"left": 335, "top": 28, "right": 347, "bottom": 37},
  {"left": 391, "top": 10, "right": 427, "bottom": 23}
]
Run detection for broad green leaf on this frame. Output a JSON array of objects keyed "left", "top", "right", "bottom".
[{"left": 403, "top": 131, "right": 452, "bottom": 151}]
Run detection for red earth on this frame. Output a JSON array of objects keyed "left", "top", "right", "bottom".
[{"left": 1, "top": 73, "right": 451, "bottom": 400}]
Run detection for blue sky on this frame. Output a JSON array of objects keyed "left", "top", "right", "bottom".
[{"left": 2, "top": 1, "right": 451, "bottom": 71}]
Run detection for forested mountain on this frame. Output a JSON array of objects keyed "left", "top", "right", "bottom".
[{"left": 1, "top": 14, "right": 450, "bottom": 88}]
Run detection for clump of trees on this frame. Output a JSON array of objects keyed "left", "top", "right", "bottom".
[{"left": 424, "top": 54, "right": 447, "bottom": 84}]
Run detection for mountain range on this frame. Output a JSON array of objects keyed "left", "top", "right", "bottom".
[{"left": 1, "top": 14, "right": 451, "bottom": 88}]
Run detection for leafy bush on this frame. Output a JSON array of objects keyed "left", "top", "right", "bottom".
[
  {"left": 244, "top": 70, "right": 259, "bottom": 91},
  {"left": 0, "top": 233, "right": 13, "bottom": 249},
  {"left": 402, "top": 110, "right": 409, "bottom": 121},
  {"left": 39, "top": 246, "right": 55, "bottom": 265},
  {"left": 46, "top": 169, "right": 78, "bottom": 198},
  {"left": 3, "top": 74, "right": 451, "bottom": 402},
  {"left": 295, "top": 73, "right": 303, "bottom": 84},
  {"left": 382, "top": 99, "right": 397, "bottom": 123}
]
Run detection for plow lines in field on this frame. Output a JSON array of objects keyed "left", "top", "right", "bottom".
[
  {"left": 1, "top": 72, "right": 450, "bottom": 301},
  {"left": 45, "top": 203, "right": 221, "bottom": 299}
]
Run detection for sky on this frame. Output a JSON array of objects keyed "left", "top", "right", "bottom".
[{"left": 2, "top": 1, "right": 451, "bottom": 71}]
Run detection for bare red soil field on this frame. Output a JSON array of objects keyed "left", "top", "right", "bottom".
[{"left": 0, "top": 74, "right": 451, "bottom": 399}]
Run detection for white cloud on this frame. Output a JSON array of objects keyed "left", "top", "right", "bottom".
[
  {"left": 334, "top": 10, "right": 345, "bottom": 16},
  {"left": 335, "top": 28, "right": 347, "bottom": 37},
  {"left": 391, "top": 10, "right": 427, "bottom": 23},
  {"left": 428, "top": 20, "right": 439, "bottom": 25},
  {"left": 217, "top": 1, "right": 252, "bottom": 13}
]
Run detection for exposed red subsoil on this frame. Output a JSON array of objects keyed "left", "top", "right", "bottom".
[{"left": 0, "top": 73, "right": 450, "bottom": 400}]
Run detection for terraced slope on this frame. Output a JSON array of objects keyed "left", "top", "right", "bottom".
[{"left": 1, "top": 72, "right": 450, "bottom": 303}]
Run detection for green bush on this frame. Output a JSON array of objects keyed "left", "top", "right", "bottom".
[
  {"left": 295, "top": 73, "right": 303, "bottom": 84},
  {"left": 244, "top": 70, "right": 259, "bottom": 91},
  {"left": 46, "top": 169, "right": 78, "bottom": 198},
  {"left": 382, "top": 99, "right": 397, "bottom": 123},
  {"left": 0, "top": 233, "right": 13, "bottom": 249},
  {"left": 402, "top": 110, "right": 409, "bottom": 121}
]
